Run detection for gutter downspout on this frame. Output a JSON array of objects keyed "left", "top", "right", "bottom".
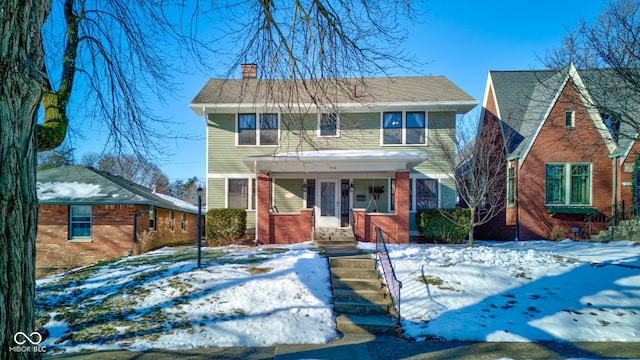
[
  {"left": 254, "top": 160, "right": 259, "bottom": 245},
  {"left": 134, "top": 206, "right": 153, "bottom": 243},
  {"left": 610, "top": 153, "right": 622, "bottom": 240}
]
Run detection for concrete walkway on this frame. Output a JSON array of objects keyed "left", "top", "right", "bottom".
[{"left": 44, "top": 335, "right": 640, "bottom": 359}]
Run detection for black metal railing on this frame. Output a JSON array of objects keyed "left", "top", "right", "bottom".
[
  {"left": 582, "top": 201, "right": 624, "bottom": 239},
  {"left": 375, "top": 226, "right": 402, "bottom": 322}
]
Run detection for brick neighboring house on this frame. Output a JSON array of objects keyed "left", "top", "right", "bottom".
[
  {"left": 36, "top": 165, "right": 202, "bottom": 277},
  {"left": 190, "top": 64, "right": 477, "bottom": 244},
  {"left": 477, "top": 63, "right": 640, "bottom": 240}
]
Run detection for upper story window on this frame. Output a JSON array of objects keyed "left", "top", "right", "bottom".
[
  {"left": 565, "top": 110, "right": 575, "bottom": 128},
  {"left": 382, "top": 111, "right": 426, "bottom": 145},
  {"left": 69, "top": 205, "right": 92, "bottom": 239},
  {"left": 546, "top": 163, "right": 591, "bottom": 205},
  {"left": 318, "top": 113, "right": 339, "bottom": 137},
  {"left": 238, "top": 113, "right": 279, "bottom": 145}
]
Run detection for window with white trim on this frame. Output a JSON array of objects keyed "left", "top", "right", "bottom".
[
  {"left": 565, "top": 110, "right": 575, "bottom": 128},
  {"left": 382, "top": 111, "right": 426, "bottom": 145},
  {"left": 318, "top": 113, "right": 339, "bottom": 137},
  {"left": 545, "top": 163, "right": 591, "bottom": 205},
  {"left": 415, "top": 179, "right": 438, "bottom": 210},
  {"left": 70, "top": 205, "right": 92, "bottom": 239},
  {"left": 237, "top": 113, "right": 279, "bottom": 145},
  {"left": 169, "top": 211, "right": 174, "bottom": 231},
  {"left": 181, "top": 213, "right": 186, "bottom": 232},
  {"left": 228, "top": 178, "right": 256, "bottom": 210}
]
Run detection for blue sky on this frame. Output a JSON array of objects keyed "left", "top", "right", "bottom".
[{"left": 70, "top": 0, "right": 606, "bottom": 184}]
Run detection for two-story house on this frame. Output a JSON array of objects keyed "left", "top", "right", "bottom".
[
  {"left": 190, "top": 65, "right": 477, "bottom": 244},
  {"left": 477, "top": 63, "right": 640, "bottom": 240}
]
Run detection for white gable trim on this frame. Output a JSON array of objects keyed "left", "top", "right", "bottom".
[{"left": 517, "top": 64, "right": 617, "bottom": 168}]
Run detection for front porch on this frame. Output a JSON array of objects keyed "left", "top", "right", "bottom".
[{"left": 247, "top": 150, "right": 420, "bottom": 245}]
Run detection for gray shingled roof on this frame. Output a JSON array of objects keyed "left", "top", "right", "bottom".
[
  {"left": 37, "top": 165, "right": 198, "bottom": 213},
  {"left": 190, "top": 76, "right": 477, "bottom": 108},
  {"left": 489, "top": 66, "right": 640, "bottom": 157}
]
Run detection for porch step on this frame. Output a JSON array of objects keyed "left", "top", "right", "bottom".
[
  {"left": 335, "top": 314, "right": 397, "bottom": 335},
  {"left": 326, "top": 252, "right": 398, "bottom": 335},
  {"left": 314, "top": 227, "right": 356, "bottom": 247}
]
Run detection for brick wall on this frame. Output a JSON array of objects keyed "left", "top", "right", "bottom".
[
  {"left": 269, "top": 209, "right": 313, "bottom": 244},
  {"left": 517, "top": 79, "right": 613, "bottom": 240},
  {"left": 37, "top": 204, "right": 201, "bottom": 277}
]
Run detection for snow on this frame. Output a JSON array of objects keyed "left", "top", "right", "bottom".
[
  {"left": 153, "top": 192, "right": 200, "bottom": 212},
  {"left": 36, "top": 240, "right": 640, "bottom": 353},
  {"left": 37, "top": 181, "right": 105, "bottom": 200},
  {"left": 359, "top": 240, "right": 640, "bottom": 342}
]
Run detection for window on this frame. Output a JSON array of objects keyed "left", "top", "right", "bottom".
[
  {"left": 228, "top": 179, "right": 248, "bottom": 209},
  {"left": 416, "top": 179, "right": 438, "bottom": 210},
  {"left": 565, "top": 110, "right": 575, "bottom": 128},
  {"left": 305, "top": 179, "right": 316, "bottom": 208},
  {"left": 149, "top": 209, "right": 156, "bottom": 230},
  {"left": 390, "top": 179, "right": 396, "bottom": 212},
  {"left": 260, "top": 113, "right": 279, "bottom": 145},
  {"left": 546, "top": 163, "right": 590, "bottom": 205},
  {"left": 70, "top": 205, "right": 92, "bottom": 239},
  {"left": 238, "top": 114, "right": 256, "bottom": 145},
  {"left": 382, "top": 111, "right": 426, "bottom": 145},
  {"left": 169, "top": 211, "right": 174, "bottom": 231},
  {"left": 506, "top": 165, "right": 515, "bottom": 205},
  {"left": 406, "top": 112, "right": 426, "bottom": 144},
  {"left": 318, "top": 113, "right": 339, "bottom": 137},
  {"left": 181, "top": 213, "right": 186, "bottom": 232},
  {"left": 237, "top": 113, "right": 279, "bottom": 145}
]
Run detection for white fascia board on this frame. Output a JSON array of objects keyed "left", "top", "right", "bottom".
[{"left": 191, "top": 100, "right": 479, "bottom": 115}]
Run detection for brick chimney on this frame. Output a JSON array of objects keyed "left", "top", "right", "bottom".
[{"left": 241, "top": 64, "right": 257, "bottom": 79}]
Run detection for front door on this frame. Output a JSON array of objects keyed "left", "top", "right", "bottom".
[{"left": 316, "top": 179, "right": 340, "bottom": 228}]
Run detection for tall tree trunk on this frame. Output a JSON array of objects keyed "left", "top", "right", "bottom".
[
  {"left": 0, "top": 1, "right": 50, "bottom": 358},
  {"left": 468, "top": 207, "right": 475, "bottom": 246}
]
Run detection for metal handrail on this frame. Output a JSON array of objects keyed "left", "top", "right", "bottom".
[
  {"left": 581, "top": 201, "right": 624, "bottom": 239},
  {"left": 375, "top": 226, "right": 402, "bottom": 323}
]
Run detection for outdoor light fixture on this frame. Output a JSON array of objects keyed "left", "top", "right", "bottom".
[
  {"left": 302, "top": 181, "right": 307, "bottom": 192},
  {"left": 197, "top": 186, "right": 203, "bottom": 268},
  {"left": 350, "top": 182, "right": 354, "bottom": 192}
]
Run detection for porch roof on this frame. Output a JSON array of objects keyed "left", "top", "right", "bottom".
[{"left": 243, "top": 150, "right": 428, "bottom": 173}]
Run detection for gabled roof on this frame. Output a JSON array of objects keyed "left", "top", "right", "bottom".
[
  {"left": 486, "top": 64, "right": 639, "bottom": 163},
  {"left": 37, "top": 165, "right": 199, "bottom": 214},
  {"left": 190, "top": 76, "right": 478, "bottom": 115}
]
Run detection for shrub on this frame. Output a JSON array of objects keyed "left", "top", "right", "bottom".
[
  {"left": 205, "top": 208, "right": 247, "bottom": 246},
  {"left": 415, "top": 208, "right": 470, "bottom": 244},
  {"left": 547, "top": 225, "right": 567, "bottom": 241}
]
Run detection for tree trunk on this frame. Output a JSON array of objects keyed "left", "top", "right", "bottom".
[
  {"left": 468, "top": 207, "right": 475, "bottom": 246},
  {"left": 0, "top": 1, "right": 50, "bottom": 358}
]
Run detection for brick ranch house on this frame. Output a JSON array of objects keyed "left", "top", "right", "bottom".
[
  {"left": 476, "top": 63, "right": 640, "bottom": 240},
  {"left": 36, "top": 165, "right": 202, "bottom": 277},
  {"left": 190, "top": 64, "right": 477, "bottom": 244}
]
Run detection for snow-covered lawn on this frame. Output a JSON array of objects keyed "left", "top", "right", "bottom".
[
  {"left": 359, "top": 240, "right": 640, "bottom": 342},
  {"left": 36, "top": 240, "right": 640, "bottom": 353},
  {"left": 36, "top": 244, "right": 336, "bottom": 353}
]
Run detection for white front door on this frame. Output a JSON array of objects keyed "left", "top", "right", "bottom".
[{"left": 316, "top": 179, "right": 340, "bottom": 228}]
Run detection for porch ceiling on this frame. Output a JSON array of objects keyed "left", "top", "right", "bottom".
[{"left": 243, "top": 150, "right": 428, "bottom": 173}]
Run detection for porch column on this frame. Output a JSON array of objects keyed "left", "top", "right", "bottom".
[
  {"left": 395, "top": 171, "right": 410, "bottom": 243},
  {"left": 257, "top": 172, "right": 271, "bottom": 244}
]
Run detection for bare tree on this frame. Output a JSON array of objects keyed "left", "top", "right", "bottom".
[
  {"left": 82, "top": 153, "right": 171, "bottom": 193},
  {"left": 2, "top": 1, "right": 420, "bottom": 355},
  {"left": 544, "top": 0, "right": 640, "bottom": 139},
  {"left": 431, "top": 109, "right": 507, "bottom": 246}
]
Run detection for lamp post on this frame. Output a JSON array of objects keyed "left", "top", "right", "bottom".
[{"left": 197, "top": 186, "right": 203, "bottom": 268}]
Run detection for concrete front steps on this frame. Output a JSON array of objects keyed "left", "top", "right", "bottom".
[
  {"left": 329, "top": 255, "right": 398, "bottom": 335},
  {"left": 314, "top": 227, "right": 357, "bottom": 247},
  {"left": 591, "top": 219, "right": 640, "bottom": 242}
]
